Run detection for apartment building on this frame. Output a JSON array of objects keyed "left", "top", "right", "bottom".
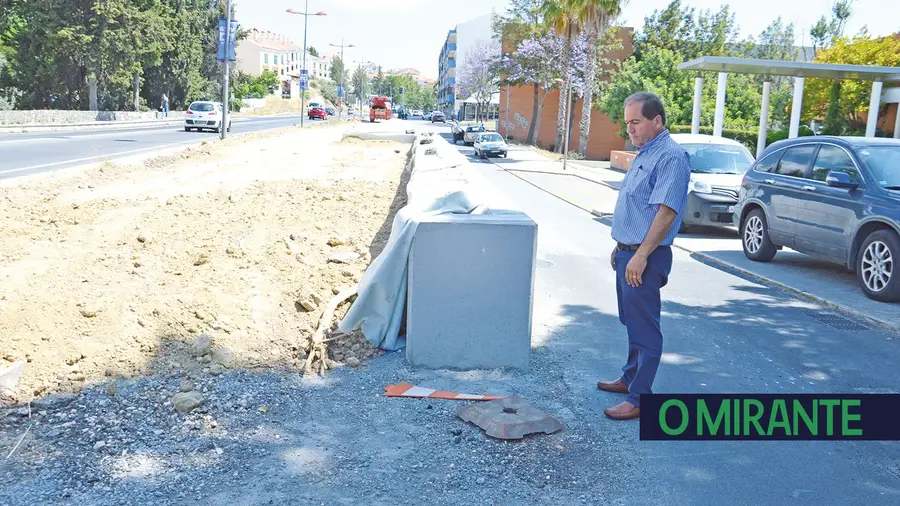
[
  {"left": 437, "top": 13, "right": 494, "bottom": 119},
  {"left": 235, "top": 29, "right": 304, "bottom": 81}
]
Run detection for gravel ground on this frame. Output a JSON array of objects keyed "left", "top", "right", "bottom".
[{"left": 1, "top": 345, "right": 635, "bottom": 506}]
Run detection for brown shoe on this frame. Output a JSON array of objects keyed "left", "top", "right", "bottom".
[
  {"left": 604, "top": 401, "right": 640, "bottom": 420},
  {"left": 596, "top": 378, "right": 629, "bottom": 394}
]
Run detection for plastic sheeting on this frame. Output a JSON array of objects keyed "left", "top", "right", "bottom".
[{"left": 337, "top": 190, "right": 485, "bottom": 351}]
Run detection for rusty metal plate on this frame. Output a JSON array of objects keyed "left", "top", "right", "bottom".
[{"left": 457, "top": 395, "right": 563, "bottom": 440}]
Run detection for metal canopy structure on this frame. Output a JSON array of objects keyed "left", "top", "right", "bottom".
[
  {"left": 676, "top": 56, "right": 900, "bottom": 156},
  {"left": 678, "top": 56, "right": 900, "bottom": 82}
]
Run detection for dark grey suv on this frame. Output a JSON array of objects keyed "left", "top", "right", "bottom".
[{"left": 732, "top": 136, "right": 900, "bottom": 302}]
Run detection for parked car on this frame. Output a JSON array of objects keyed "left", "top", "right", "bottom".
[
  {"left": 308, "top": 107, "right": 327, "bottom": 120},
  {"left": 325, "top": 107, "right": 335, "bottom": 116},
  {"left": 184, "top": 101, "right": 231, "bottom": 133},
  {"left": 474, "top": 132, "right": 508, "bottom": 159},
  {"left": 733, "top": 136, "right": 900, "bottom": 302},
  {"left": 673, "top": 134, "right": 755, "bottom": 232},
  {"left": 463, "top": 124, "right": 485, "bottom": 145},
  {"left": 431, "top": 111, "right": 446, "bottom": 123}
]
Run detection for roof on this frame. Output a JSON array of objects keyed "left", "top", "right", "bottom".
[
  {"left": 240, "top": 36, "right": 302, "bottom": 53},
  {"left": 678, "top": 56, "right": 900, "bottom": 82},
  {"left": 767, "top": 135, "right": 900, "bottom": 152},
  {"left": 670, "top": 133, "right": 746, "bottom": 147}
]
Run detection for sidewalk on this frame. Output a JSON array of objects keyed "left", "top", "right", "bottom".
[{"left": 496, "top": 147, "right": 900, "bottom": 333}]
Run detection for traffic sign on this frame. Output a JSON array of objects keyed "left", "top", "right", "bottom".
[
  {"left": 337, "top": 84, "right": 344, "bottom": 98},
  {"left": 299, "top": 69, "right": 309, "bottom": 91}
]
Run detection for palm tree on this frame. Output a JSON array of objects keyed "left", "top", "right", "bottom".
[
  {"left": 540, "top": 0, "right": 576, "bottom": 155},
  {"left": 568, "top": 0, "right": 625, "bottom": 157},
  {"left": 542, "top": 0, "right": 625, "bottom": 158}
]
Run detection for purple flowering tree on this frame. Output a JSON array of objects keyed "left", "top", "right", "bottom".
[
  {"left": 503, "top": 31, "right": 568, "bottom": 144},
  {"left": 457, "top": 40, "right": 502, "bottom": 122}
]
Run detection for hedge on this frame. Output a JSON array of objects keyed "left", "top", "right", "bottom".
[{"left": 669, "top": 125, "right": 816, "bottom": 157}]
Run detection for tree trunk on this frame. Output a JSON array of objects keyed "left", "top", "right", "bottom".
[
  {"left": 526, "top": 82, "right": 539, "bottom": 145},
  {"left": 556, "top": 32, "right": 573, "bottom": 153},
  {"left": 578, "top": 28, "right": 599, "bottom": 157},
  {"left": 533, "top": 86, "right": 548, "bottom": 148},
  {"left": 133, "top": 73, "right": 140, "bottom": 111},
  {"left": 88, "top": 75, "right": 99, "bottom": 112}
]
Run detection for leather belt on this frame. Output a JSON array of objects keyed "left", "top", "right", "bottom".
[{"left": 616, "top": 243, "right": 641, "bottom": 251}]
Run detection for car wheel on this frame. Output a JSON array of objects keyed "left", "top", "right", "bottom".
[
  {"left": 214, "top": 126, "right": 220, "bottom": 133},
  {"left": 227, "top": 123, "right": 232, "bottom": 132},
  {"left": 184, "top": 127, "right": 191, "bottom": 132},
  {"left": 741, "top": 209, "right": 777, "bottom": 262},
  {"left": 856, "top": 229, "right": 900, "bottom": 302}
]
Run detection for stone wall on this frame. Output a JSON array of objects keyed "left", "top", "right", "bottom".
[{"left": 0, "top": 110, "right": 173, "bottom": 125}]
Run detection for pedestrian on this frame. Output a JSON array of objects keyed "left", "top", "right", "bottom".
[
  {"left": 161, "top": 93, "right": 169, "bottom": 117},
  {"left": 597, "top": 91, "right": 691, "bottom": 421}
]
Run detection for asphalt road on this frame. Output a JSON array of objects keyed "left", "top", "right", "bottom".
[
  {"left": 414, "top": 120, "right": 900, "bottom": 504},
  {"left": 0, "top": 114, "right": 312, "bottom": 180}
]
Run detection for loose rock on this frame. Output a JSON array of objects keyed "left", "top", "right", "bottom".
[
  {"left": 327, "top": 252, "right": 359, "bottom": 264},
  {"left": 210, "top": 348, "right": 234, "bottom": 368},
  {"left": 327, "top": 236, "right": 345, "bottom": 247},
  {"left": 190, "top": 334, "right": 213, "bottom": 357},
  {"left": 172, "top": 391, "right": 204, "bottom": 413}
]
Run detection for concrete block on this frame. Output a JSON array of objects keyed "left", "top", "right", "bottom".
[{"left": 406, "top": 213, "right": 537, "bottom": 371}]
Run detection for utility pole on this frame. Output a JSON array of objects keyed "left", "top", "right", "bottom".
[
  {"left": 287, "top": 4, "right": 327, "bottom": 128},
  {"left": 330, "top": 39, "right": 355, "bottom": 121},
  {"left": 221, "top": 0, "right": 232, "bottom": 140}
]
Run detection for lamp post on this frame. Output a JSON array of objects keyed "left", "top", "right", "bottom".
[
  {"left": 221, "top": 0, "right": 232, "bottom": 141},
  {"left": 286, "top": 3, "right": 326, "bottom": 128},
  {"left": 330, "top": 39, "right": 355, "bottom": 120}
]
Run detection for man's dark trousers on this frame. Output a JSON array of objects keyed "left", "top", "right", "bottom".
[{"left": 614, "top": 245, "right": 673, "bottom": 408}]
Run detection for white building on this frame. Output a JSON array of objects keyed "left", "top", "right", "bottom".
[
  {"left": 235, "top": 29, "right": 303, "bottom": 82},
  {"left": 437, "top": 12, "right": 495, "bottom": 118}
]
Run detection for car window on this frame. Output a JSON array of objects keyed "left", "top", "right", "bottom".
[
  {"left": 811, "top": 145, "right": 860, "bottom": 184},
  {"left": 775, "top": 145, "right": 817, "bottom": 178},
  {"left": 753, "top": 150, "right": 782, "bottom": 173},
  {"left": 479, "top": 133, "right": 503, "bottom": 143},
  {"left": 856, "top": 146, "right": 900, "bottom": 188},
  {"left": 681, "top": 143, "right": 754, "bottom": 175},
  {"left": 189, "top": 102, "right": 214, "bottom": 112}
]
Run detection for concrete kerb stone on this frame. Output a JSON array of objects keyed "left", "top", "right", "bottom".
[
  {"left": 678, "top": 247, "right": 900, "bottom": 335},
  {"left": 402, "top": 131, "right": 538, "bottom": 371}
]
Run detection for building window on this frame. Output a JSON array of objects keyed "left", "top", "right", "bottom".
[{"left": 264, "top": 53, "right": 269, "bottom": 64}]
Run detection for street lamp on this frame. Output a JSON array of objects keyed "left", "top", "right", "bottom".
[
  {"left": 286, "top": 3, "right": 327, "bottom": 128},
  {"left": 329, "top": 39, "right": 355, "bottom": 120}
]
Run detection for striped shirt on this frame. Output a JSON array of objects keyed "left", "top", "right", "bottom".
[{"left": 611, "top": 130, "right": 691, "bottom": 246}]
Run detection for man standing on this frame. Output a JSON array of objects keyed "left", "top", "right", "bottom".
[{"left": 598, "top": 92, "right": 691, "bottom": 421}]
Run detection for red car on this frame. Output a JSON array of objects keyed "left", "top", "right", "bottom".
[{"left": 308, "top": 107, "right": 327, "bottom": 120}]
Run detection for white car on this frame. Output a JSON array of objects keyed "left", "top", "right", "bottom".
[
  {"left": 473, "top": 132, "right": 508, "bottom": 159},
  {"left": 184, "top": 101, "right": 231, "bottom": 133},
  {"left": 672, "top": 133, "right": 755, "bottom": 232}
]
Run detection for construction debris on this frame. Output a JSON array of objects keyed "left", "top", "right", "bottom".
[{"left": 457, "top": 395, "right": 563, "bottom": 440}]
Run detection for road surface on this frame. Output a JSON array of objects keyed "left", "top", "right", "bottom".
[
  {"left": 411, "top": 119, "right": 900, "bottom": 504},
  {"left": 0, "top": 114, "right": 312, "bottom": 180}
]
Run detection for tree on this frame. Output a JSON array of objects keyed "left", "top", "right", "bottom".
[
  {"left": 372, "top": 66, "right": 385, "bottom": 95},
  {"left": 803, "top": 35, "right": 900, "bottom": 133},
  {"left": 502, "top": 31, "right": 567, "bottom": 144},
  {"left": 456, "top": 39, "right": 501, "bottom": 122},
  {"left": 307, "top": 46, "right": 319, "bottom": 57},
  {"left": 329, "top": 56, "right": 349, "bottom": 87},
  {"left": 232, "top": 70, "right": 278, "bottom": 99},
  {"left": 562, "top": 0, "right": 625, "bottom": 157},
  {"left": 351, "top": 66, "right": 367, "bottom": 106}
]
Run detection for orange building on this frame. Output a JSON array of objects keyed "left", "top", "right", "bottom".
[{"left": 498, "top": 27, "right": 635, "bottom": 161}]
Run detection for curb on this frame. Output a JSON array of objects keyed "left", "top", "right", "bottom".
[
  {"left": 0, "top": 119, "right": 185, "bottom": 134},
  {"left": 676, "top": 247, "right": 899, "bottom": 334}
]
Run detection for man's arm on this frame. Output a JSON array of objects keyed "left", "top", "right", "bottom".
[
  {"left": 636, "top": 205, "right": 678, "bottom": 258},
  {"left": 624, "top": 153, "right": 691, "bottom": 287}
]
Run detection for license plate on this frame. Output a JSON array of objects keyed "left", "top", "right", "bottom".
[{"left": 727, "top": 206, "right": 735, "bottom": 213}]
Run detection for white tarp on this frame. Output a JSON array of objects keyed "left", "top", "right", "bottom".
[{"left": 337, "top": 133, "right": 521, "bottom": 351}]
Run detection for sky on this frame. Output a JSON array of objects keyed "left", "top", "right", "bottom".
[{"left": 234, "top": 0, "right": 899, "bottom": 80}]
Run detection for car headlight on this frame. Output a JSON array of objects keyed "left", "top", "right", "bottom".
[{"left": 688, "top": 179, "right": 712, "bottom": 194}]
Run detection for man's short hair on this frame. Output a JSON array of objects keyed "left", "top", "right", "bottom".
[{"left": 624, "top": 91, "right": 666, "bottom": 126}]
